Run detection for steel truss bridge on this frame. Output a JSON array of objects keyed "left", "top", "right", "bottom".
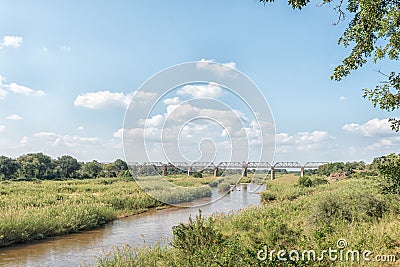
[{"left": 128, "top": 161, "right": 329, "bottom": 179}]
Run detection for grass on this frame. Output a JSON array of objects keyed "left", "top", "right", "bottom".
[
  {"left": 95, "top": 174, "right": 400, "bottom": 267},
  {"left": 0, "top": 176, "right": 212, "bottom": 247}
]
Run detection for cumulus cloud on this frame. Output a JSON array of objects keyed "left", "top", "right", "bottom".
[
  {"left": 162, "top": 97, "right": 181, "bottom": 105},
  {"left": 0, "top": 74, "right": 45, "bottom": 98},
  {"left": 16, "top": 131, "right": 123, "bottom": 161},
  {"left": 6, "top": 114, "right": 22, "bottom": 120},
  {"left": 8, "top": 83, "right": 45, "bottom": 96},
  {"left": 0, "top": 88, "right": 7, "bottom": 99},
  {"left": 0, "top": 125, "right": 5, "bottom": 132},
  {"left": 298, "top": 131, "right": 330, "bottom": 142},
  {"left": 196, "top": 59, "right": 237, "bottom": 77},
  {"left": 274, "top": 131, "right": 335, "bottom": 155},
  {"left": 342, "top": 118, "right": 393, "bottom": 137},
  {"left": 74, "top": 90, "right": 157, "bottom": 109},
  {"left": 340, "top": 96, "right": 347, "bottom": 101},
  {"left": 177, "top": 83, "right": 224, "bottom": 98},
  {"left": 76, "top": 125, "right": 84, "bottom": 131},
  {"left": 0, "top": 35, "right": 22, "bottom": 48}
]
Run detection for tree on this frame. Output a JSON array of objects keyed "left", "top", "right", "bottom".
[
  {"left": 261, "top": 0, "right": 400, "bottom": 131},
  {"left": 377, "top": 153, "right": 400, "bottom": 194},
  {"left": 0, "top": 156, "right": 19, "bottom": 180},
  {"left": 54, "top": 155, "right": 80, "bottom": 179},
  {"left": 80, "top": 160, "right": 103, "bottom": 179},
  {"left": 16, "top": 153, "right": 54, "bottom": 180}
]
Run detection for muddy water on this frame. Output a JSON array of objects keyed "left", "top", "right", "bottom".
[{"left": 0, "top": 184, "right": 265, "bottom": 267}]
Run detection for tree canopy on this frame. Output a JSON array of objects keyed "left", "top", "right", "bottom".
[{"left": 261, "top": 0, "right": 400, "bottom": 131}]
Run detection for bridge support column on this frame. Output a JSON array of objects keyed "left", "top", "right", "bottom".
[
  {"left": 162, "top": 165, "right": 168, "bottom": 176},
  {"left": 187, "top": 166, "right": 193, "bottom": 176},
  {"left": 214, "top": 167, "right": 219, "bottom": 177},
  {"left": 241, "top": 165, "right": 248, "bottom": 177},
  {"left": 270, "top": 167, "right": 275, "bottom": 180},
  {"left": 300, "top": 167, "right": 305, "bottom": 177}
]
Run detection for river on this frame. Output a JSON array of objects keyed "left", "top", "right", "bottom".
[{"left": 0, "top": 184, "right": 264, "bottom": 267}]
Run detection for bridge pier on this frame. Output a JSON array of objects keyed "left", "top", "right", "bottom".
[
  {"left": 241, "top": 164, "right": 248, "bottom": 177},
  {"left": 300, "top": 167, "right": 305, "bottom": 177},
  {"left": 214, "top": 167, "right": 219, "bottom": 177},
  {"left": 270, "top": 167, "right": 275, "bottom": 180},
  {"left": 161, "top": 165, "right": 168, "bottom": 176},
  {"left": 187, "top": 166, "right": 193, "bottom": 176}
]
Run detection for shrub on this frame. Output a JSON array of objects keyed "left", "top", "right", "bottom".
[
  {"left": 310, "top": 192, "right": 388, "bottom": 225},
  {"left": 298, "top": 176, "right": 313, "bottom": 187},
  {"left": 260, "top": 191, "right": 276, "bottom": 202},
  {"left": 377, "top": 153, "right": 400, "bottom": 194},
  {"left": 218, "top": 182, "right": 231, "bottom": 192},
  {"left": 192, "top": 172, "right": 203, "bottom": 178},
  {"left": 312, "top": 177, "right": 328, "bottom": 186}
]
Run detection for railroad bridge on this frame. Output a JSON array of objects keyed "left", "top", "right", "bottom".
[{"left": 129, "top": 161, "right": 328, "bottom": 179}]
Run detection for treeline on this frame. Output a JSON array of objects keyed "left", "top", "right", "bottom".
[
  {"left": 314, "top": 158, "right": 386, "bottom": 177},
  {"left": 0, "top": 153, "right": 132, "bottom": 181}
]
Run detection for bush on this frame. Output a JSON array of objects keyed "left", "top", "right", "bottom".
[
  {"left": 377, "top": 153, "right": 400, "bottom": 194},
  {"left": 312, "top": 177, "right": 328, "bottom": 186},
  {"left": 260, "top": 191, "right": 276, "bottom": 202},
  {"left": 310, "top": 192, "right": 388, "bottom": 225},
  {"left": 218, "top": 182, "right": 231, "bottom": 192},
  {"left": 192, "top": 172, "right": 203, "bottom": 178},
  {"left": 298, "top": 176, "right": 313, "bottom": 187}
]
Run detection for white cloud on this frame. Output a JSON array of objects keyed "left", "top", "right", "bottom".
[
  {"left": 196, "top": 59, "right": 237, "bottom": 77},
  {"left": 0, "top": 75, "right": 45, "bottom": 98},
  {"left": 276, "top": 133, "right": 294, "bottom": 144},
  {"left": 15, "top": 131, "right": 123, "bottom": 161},
  {"left": 343, "top": 118, "right": 393, "bottom": 137},
  {"left": 340, "top": 96, "right": 347, "bottom": 101},
  {"left": 0, "top": 88, "right": 7, "bottom": 99},
  {"left": 6, "top": 114, "right": 22, "bottom": 120},
  {"left": 60, "top": 45, "right": 71, "bottom": 52},
  {"left": 139, "top": 114, "right": 164, "bottom": 128},
  {"left": 298, "top": 131, "right": 330, "bottom": 142},
  {"left": 8, "top": 83, "right": 45, "bottom": 96},
  {"left": 74, "top": 90, "right": 157, "bottom": 109},
  {"left": 0, "top": 125, "right": 5, "bottom": 132},
  {"left": 177, "top": 83, "right": 224, "bottom": 98},
  {"left": 162, "top": 97, "right": 181, "bottom": 105},
  {"left": 21, "top": 132, "right": 101, "bottom": 149},
  {"left": 0, "top": 35, "right": 22, "bottom": 48},
  {"left": 41, "top": 47, "right": 48, "bottom": 52},
  {"left": 76, "top": 125, "right": 84, "bottom": 131}
]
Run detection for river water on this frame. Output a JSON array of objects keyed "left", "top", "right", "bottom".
[{"left": 0, "top": 184, "right": 264, "bottom": 267}]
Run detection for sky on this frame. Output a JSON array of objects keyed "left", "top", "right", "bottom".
[{"left": 0, "top": 0, "right": 399, "bottom": 164}]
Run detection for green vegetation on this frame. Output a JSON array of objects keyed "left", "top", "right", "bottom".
[
  {"left": 95, "top": 173, "right": 400, "bottom": 266},
  {"left": 0, "top": 176, "right": 211, "bottom": 247},
  {"left": 377, "top": 153, "right": 400, "bottom": 194},
  {"left": 260, "top": 0, "right": 400, "bottom": 131},
  {"left": 0, "top": 153, "right": 132, "bottom": 181},
  {"left": 217, "top": 182, "right": 231, "bottom": 192}
]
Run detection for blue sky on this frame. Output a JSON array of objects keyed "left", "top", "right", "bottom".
[{"left": 0, "top": 0, "right": 398, "bottom": 163}]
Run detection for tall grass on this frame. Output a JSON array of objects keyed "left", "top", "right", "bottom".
[
  {"left": 95, "top": 174, "right": 400, "bottom": 267},
  {"left": 0, "top": 176, "right": 211, "bottom": 247}
]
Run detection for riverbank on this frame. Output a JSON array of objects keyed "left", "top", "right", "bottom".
[
  {"left": 96, "top": 174, "right": 400, "bottom": 267},
  {"left": 0, "top": 176, "right": 212, "bottom": 247}
]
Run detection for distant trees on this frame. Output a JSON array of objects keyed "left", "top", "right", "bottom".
[
  {"left": 54, "top": 155, "right": 80, "bottom": 179},
  {"left": 317, "top": 161, "right": 366, "bottom": 176},
  {"left": 0, "top": 153, "right": 131, "bottom": 180},
  {"left": 0, "top": 156, "right": 19, "bottom": 180},
  {"left": 17, "top": 153, "right": 54, "bottom": 180}
]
